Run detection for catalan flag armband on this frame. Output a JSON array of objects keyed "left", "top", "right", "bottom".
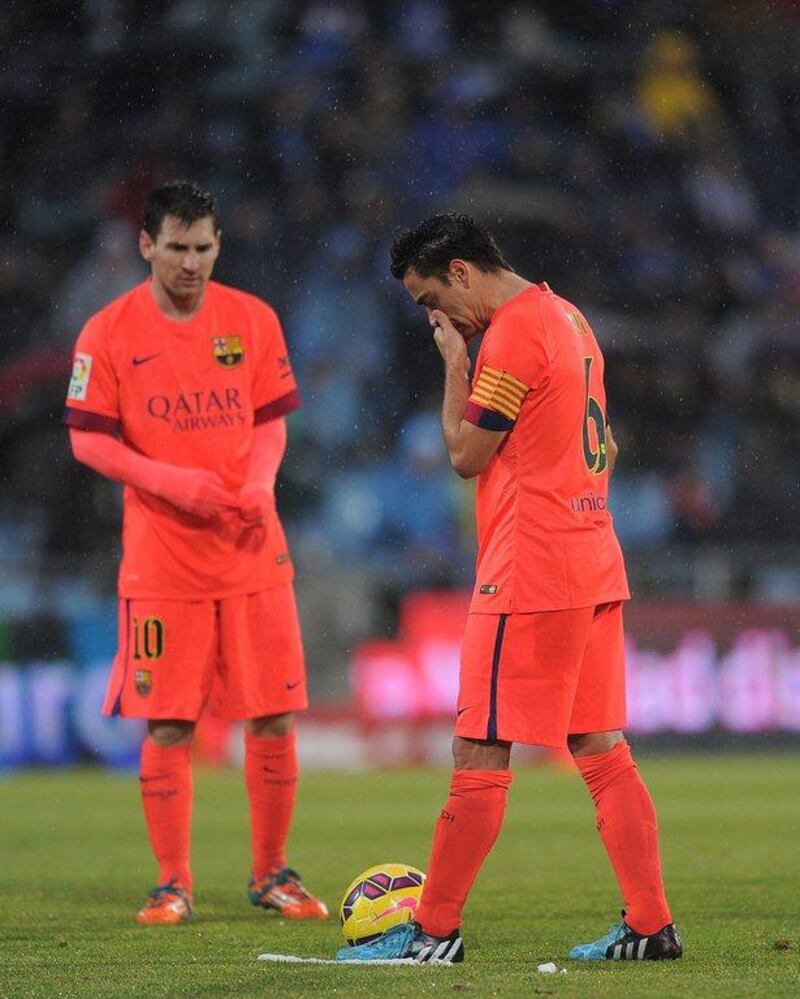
[{"left": 464, "top": 365, "right": 529, "bottom": 431}]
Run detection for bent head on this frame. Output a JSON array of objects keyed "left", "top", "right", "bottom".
[
  {"left": 390, "top": 213, "right": 513, "bottom": 340},
  {"left": 139, "top": 181, "right": 221, "bottom": 303}
]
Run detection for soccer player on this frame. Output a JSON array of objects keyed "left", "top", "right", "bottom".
[
  {"left": 339, "top": 214, "right": 681, "bottom": 964},
  {"left": 64, "top": 181, "right": 328, "bottom": 926}
]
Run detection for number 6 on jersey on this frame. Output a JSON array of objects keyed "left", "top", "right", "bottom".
[{"left": 583, "top": 356, "right": 607, "bottom": 475}]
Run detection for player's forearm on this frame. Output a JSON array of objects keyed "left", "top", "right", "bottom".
[
  {"left": 245, "top": 418, "right": 287, "bottom": 493},
  {"left": 440, "top": 356, "right": 473, "bottom": 474},
  {"left": 69, "top": 428, "right": 196, "bottom": 503}
]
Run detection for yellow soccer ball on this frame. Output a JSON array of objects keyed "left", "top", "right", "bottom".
[{"left": 340, "top": 862, "right": 425, "bottom": 945}]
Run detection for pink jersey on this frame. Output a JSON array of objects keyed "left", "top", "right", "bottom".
[
  {"left": 65, "top": 280, "right": 300, "bottom": 599},
  {"left": 464, "top": 283, "right": 630, "bottom": 613}
]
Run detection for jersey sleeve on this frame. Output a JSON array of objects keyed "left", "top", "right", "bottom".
[
  {"left": 464, "top": 309, "right": 550, "bottom": 432},
  {"left": 63, "top": 316, "right": 120, "bottom": 435},
  {"left": 251, "top": 305, "right": 301, "bottom": 425}
]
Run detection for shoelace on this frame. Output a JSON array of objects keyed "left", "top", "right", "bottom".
[
  {"left": 260, "top": 868, "right": 310, "bottom": 899},
  {"left": 252, "top": 869, "right": 307, "bottom": 905},
  {"left": 147, "top": 884, "right": 184, "bottom": 904},
  {"left": 278, "top": 875, "right": 312, "bottom": 900},
  {"left": 354, "top": 923, "right": 414, "bottom": 957}
]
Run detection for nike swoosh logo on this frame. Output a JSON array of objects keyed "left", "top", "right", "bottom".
[
  {"left": 286, "top": 680, "right": 302, "bottom": 690},
  {"left": 138, "top": 775, "right": 165, "bottom": 783},
  {"left": 367, "top": 896, "right": 417, "bottom": 925},
  {"left": 132, "top": 353, "right": 161, "bottom": 366},
  {"left": 456, "top": 706, "right": 470, "bottom": 717}
]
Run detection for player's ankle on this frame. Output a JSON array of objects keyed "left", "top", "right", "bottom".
[
  {"left": 160, "top": 874, "right": 192, "bottom": 893},
  {"left": 625, "top": 909, "right": 673, "bottom": 937},
  {"left": 415, "top": 917, "right": 460, "bottom": 939},
  {"left": 252, "top": 861, "right": 285, "bottom": 881}
]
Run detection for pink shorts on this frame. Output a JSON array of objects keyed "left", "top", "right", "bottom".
[
  {"left": 455, "top": 602, "right": 627, "bottom": 748},
  {"left": 103, "top": 583, "right": 307, "bottom": 721}
]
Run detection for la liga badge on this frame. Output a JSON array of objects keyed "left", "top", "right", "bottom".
[
  {"left": 212, "top": 335, "right": 244, "bottom": 367},
  {"left": 134, "top": 669, "right": 152, "bottom": 697},
  {"left": 67, "top": 353, "right": 92, "bottom": 401}
]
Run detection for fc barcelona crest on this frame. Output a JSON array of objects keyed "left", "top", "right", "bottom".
[
  {"left": 212, "top": 335, "right": 244, "bottom": 367},
  {"left": 134, "top": 669, "right": 152, "bottom": 697}
]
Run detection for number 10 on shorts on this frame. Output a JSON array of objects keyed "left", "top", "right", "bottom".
[{"left": 132, "top": 616, "right": 165, "bottom": 661}]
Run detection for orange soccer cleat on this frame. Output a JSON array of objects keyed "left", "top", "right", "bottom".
[
  {"left": 248, "top": 867, "right": 329, "bottom": 920},
  {"left": 135, "top": 881, "right": 193, "bottom": 925}
]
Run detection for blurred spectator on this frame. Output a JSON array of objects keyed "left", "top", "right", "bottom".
[
  {"left": 636, "top": 30, "right": 724, "bottom": 143},
  {"left": 53, "top": 220, "right": 145, "bottom": 337},
  {"left": 0, "top": 0, "right": 799, "bottom": 609}
]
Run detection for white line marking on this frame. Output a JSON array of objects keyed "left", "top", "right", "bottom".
[{"left": 257, "top": 953, "right": 448, "bottom": 966}]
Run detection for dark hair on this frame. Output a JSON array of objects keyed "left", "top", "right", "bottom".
[
  {"left": 142, "top": 180, "right": 219, "bottom": 238},
  {"left": 389, "top": 212, "right": 511, "bottom": 281}
]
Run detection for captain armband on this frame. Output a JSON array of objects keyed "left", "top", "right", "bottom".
[{"left": 464, "top": 365, "right": 529, "bottom": 431}]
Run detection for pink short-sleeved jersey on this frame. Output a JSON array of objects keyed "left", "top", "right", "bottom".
[
  {"left": 64, "top": 280, "right": 300, "bottom": 599},
  {"left": 464, "top": 282, "right": 630, "bottom": 613}
]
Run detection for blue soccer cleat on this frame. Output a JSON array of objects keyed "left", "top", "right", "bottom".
[
  {"left": 569, "top": 918, "right": 682, "bottom": 961},
  {"left": 336, "top": 922, "right": 464, "bottom": 964}
]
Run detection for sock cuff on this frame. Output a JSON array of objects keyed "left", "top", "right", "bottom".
[
  {"left": 451, "top": 768, "right": 513, "bottom": 794},
  {"left": 575, "top": 740, "right": 634, "bottom": 802},
  {"left": 575, "top": 738, "right": 630, "bottom": 769},
  {"left": 245, "top": 729, "right": 296, "bottom": 756}
]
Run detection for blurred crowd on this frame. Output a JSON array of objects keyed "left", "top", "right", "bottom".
[{"left": 2, "top": 0, "right": 800, "bottom": 612}]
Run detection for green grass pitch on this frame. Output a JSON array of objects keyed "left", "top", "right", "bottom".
[{"left": 2, "top": 753, "right": 799, "bottom": 998}]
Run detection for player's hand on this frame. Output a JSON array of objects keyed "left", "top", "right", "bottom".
[
  {"left": 169, "top": 469, "right": 244, "bottom": 522},
  {"left": 237, "top": 484, "right": 274, "bottom": 526},
  {"left": 430, "top": 310, "right": 469, "bottom": 375},
  {"left": 606, "top": 423, "right": 618, "bottom": 478}
]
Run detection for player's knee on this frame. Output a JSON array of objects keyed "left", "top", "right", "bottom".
[
  {"left": 247, "top": 712, "right": 295, "bottom": 738},
  {"left": 452, "top": 736, "right": 511, "bottom": 771},
  {"left": 567, "top": 729, "right": 624, "bottom": 758},
  {"left": 147, "top": 720, "right": 194, "bottom": 747}
]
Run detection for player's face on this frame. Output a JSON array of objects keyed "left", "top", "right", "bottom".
[
  {"left": 403, "top": 264, "right": 485, "bottom": 342},
  {"left": 140, "top": 215, "right": 221, "bottom": 302}
]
